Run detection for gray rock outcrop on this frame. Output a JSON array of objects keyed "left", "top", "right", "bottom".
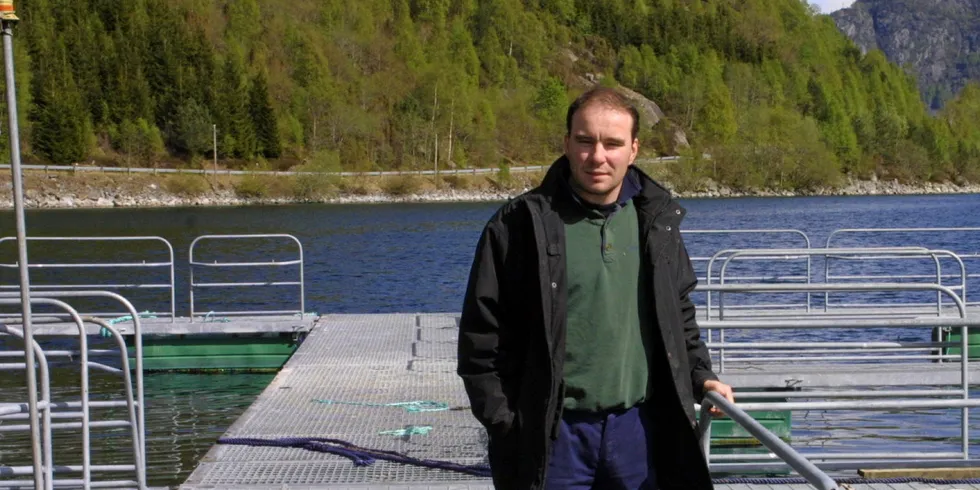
[{"left": 832, "top": 0, "right": 980, "bottom": 106}]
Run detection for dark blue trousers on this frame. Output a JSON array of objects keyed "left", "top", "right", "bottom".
[{"left": 544, "top": 404, "right": 657, "bottom": 490}]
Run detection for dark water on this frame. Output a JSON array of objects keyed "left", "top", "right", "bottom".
[{"left": 2, "top": 193, "right": 980, "bottom": 486}]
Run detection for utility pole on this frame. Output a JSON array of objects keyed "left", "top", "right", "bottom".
[
  {"left": 447, "top": 98, "right": 454, "bottom": 173},
  {"left": 432, "top": 84, "right": 438, "bottom": 176},
  {"left": 212, "top": 124, "right": 218, "bottom": 186}
]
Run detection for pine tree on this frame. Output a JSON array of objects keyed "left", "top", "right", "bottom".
[
  {"left": 250, "top": 72, "right": 281, "bottom": 158},
  {"left": 216, "top": 55, "right": 256, "bottom": 159},
  {"left": 30, "top": 42, "right": 91, "bottom": 164}
]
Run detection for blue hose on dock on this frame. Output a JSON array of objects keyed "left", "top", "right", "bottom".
[{"left": 216, "top": 436, "right": 491, "bottom": 477}]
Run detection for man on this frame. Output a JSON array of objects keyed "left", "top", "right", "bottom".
[{"left": 457, "top": 87, "right": 733, "bottom": 490}]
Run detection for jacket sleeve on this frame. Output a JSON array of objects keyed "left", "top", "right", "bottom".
[
  {"left": 457, "top": 219, "right": 519, "bottom": 433},
  {"left": 675, "top": 233, "right": 719, "bottom": 402}
]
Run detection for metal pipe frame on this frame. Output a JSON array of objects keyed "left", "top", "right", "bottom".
[
  {"left": 0, "top": 324, "right": 53, "bottom": 489},
  {"left": 708, "top": 256, "right": 960, "bottom": 373},
  {"left": 705, "top": 247, "right": 929, "bottom": 364},
  {"left": 0, "top": 291, "right": 146, "bottom": 485},
  {"left": 694, "top": 230, "right": 812, "bottom": 309},
  {"left": 684, "top": 229, "right": 811, "bottom": 347},
  {"left": 698, "top": 281, "right": 973, "bottom": 461},
  {"left": 699, "top": 391, "right": 839, "bottom": 490},
  {"left": 708, "top": 341, "right": 952, "bottom": 348},
  {"left": 698, "top": 284, "right": 976, "bottom": 369},
  {"left": 821, "top": 250, "right": 966, "bottom": 312},
  {"left": 0, "top": 480, "right": 139, "bottom": 489},
  {"left": 710, "top": 458, "right": 979, "bottom": 473},
  {"left": 0, "top": 350, "right": 121, "bottom": 358},
  {"left": 0, "top": 298, "right": 91, "bottom": 489},
  {"left": 0, "top": 298, "right": 147, "bottom": 489},
  {"left": 83, "top": 317, "right": 145, "bottom": 486},
  {"left": 0, "top": 236, "right": 176, "bottom": 321},
  {"left": 709, "top": 451, "right": 962, "bottom": 461},
  {"left": 698, "top": 282, "right": 970, "bottom": 319},
  {"left": 717, "top": 354, "right": 957, "bottom": 362},
  {"left": 718, "top": 248, "right": 963, "bottom": 316},
  {"left": 726, "top": 398, "right": 980, "bottom": 411},
  {"left": 733, "top": 389, "right": 965, "bottom": 399},
  {"left": 825, "top": 227, "right": 980, "bottom": 308},
  {"left": 697, "top": 304, "right": 963, "bottom": 318},
  {"left": 188, "top": 234, "right": 305, "bottom": 319}
]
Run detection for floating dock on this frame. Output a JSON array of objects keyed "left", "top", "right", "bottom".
[
  {"left": 180, "top": 313, "right": 980, "bottom": 489},
  {"left": 20, "top": 314, "right": 317, "bottom": 371},
  {"left": 181, "top": 313, "right": 485, "bottom": 488}
]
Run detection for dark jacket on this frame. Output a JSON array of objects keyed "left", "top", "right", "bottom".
[{"left": 458, "top": 156, "right": 718, "bottom": 490}]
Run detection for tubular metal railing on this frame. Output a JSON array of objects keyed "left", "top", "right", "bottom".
[
  {"left": 685, "top": 229, "right": 811, "bottom": 312},
  {"left": 682, "top": 227, "right": 980, "bottom": 313},
  {"left": 826, "top": 227, "right": 980, "bottom": 306},
  {"left": 702, "top": 247, "right": 958, "bottom": 370},
  {"left": 0, "top": 290, "right": 148, "bottom": 471},
  {"left": 0, "top": 236, "right": 176, "bottom": 321},
  {"left": 710, "top": 247, "right": 966, "bottom": 316},
  {"left": 697, "top": 282, "right": 979, "bottom": 470},
  {"left": 188, "top": 234, "right": 305, "bottom": 319},
  {"left": 0, "top": 323, "right": 52, "bottom": 489},
  {"left": 699, "top": 391, "right": 840, "bottom": 490},
  {"left": 0, "top": 294, "right": 146, "bottom": 489}
]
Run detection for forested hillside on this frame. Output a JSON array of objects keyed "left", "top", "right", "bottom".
[{"left": 3, "top": 0, "right": 980, "bottom": 191}]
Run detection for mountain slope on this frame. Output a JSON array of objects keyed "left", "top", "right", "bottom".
[{"left": 832, "top": 0, "right": 980, "bottom": 108}]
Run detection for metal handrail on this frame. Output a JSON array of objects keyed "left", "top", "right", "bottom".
[
  {"left": 822, "top": 249, "right": 967, "bottom": 311},
  {"left": 0, "top": 290, "right": 147, "bottom": 484},
  {"left": 684, "top": 229, "right": 811, "bottom": 317},
  {"left": 698, "top": 282, "right": 973, "bottom": 463},
  {"left": 826, "top": 227, "right": 980, "bottom": 305},
  {"left": 706, "top": 247, "right": 928, "bottom": 311},
  {"left": 710, "top": 248, "right": 965, "bottom": 317},
  {"left": 0, "top": 298, "right": 91, "bottom": 488},
  {"left": 698, "top": 282, "right": 970, "bottom": 321},
  {"left": 0, "top": 296, "right": 146, "bottom": 489},
  {"left": 704, "top": 248, "right": 936, "bottom": 372},
  {"left": 0, "top": 324, "right": 53, "bottom": 489},
  {"left": 188, "top": 234, "right": 305, "bottom": 319},
  {"left": 83, "top": 317, "right": 145, "bottom": 485},
  {"left": 699, "top": 391, "right": 839, "bottom": 490},
  {"left": 0, "top": 236, "right": 176, "bottom": 321}
]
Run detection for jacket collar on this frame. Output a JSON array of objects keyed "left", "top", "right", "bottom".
[{"left": 537, "top": 155, "right": 680, "bottom": 221}]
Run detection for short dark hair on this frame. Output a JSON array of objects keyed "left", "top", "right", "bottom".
[{"left": 565, "top": 87, "right": 640, "bottom": 140}]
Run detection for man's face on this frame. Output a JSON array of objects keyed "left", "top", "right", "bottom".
[{"left": 563, "top": 104, "right": 638, "bottom": 206}]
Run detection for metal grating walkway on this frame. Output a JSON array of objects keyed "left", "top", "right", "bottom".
[
  {"left": 180, "top": 313, "right": 980, "bottom": 489},
  {"left": 181, "top": 313, "right": 488, "bottom": 488}
]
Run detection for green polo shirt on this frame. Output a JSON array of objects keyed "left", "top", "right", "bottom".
[{"left": 562, "top": 199, "right": 650, "bottom": 412}]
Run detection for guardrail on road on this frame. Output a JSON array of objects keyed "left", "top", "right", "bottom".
[{"left": 0, "top": 156, "right": 681, "bottom": 178}]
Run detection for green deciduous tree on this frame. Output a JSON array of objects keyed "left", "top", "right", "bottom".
[
  {"left": 173, "top": 98, "right": 213, "bottom": 157},
  {"left": 113, "top": 117, "right": 165, "bottom": 166}
]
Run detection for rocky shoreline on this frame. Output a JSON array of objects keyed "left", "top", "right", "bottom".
[{"left": 0, "top": 175, "right": 978, "bottom": 209}]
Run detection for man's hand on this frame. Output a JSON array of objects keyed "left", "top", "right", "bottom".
[{"left": 703, "top": 380, "right": 735, "bottom": 417}]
